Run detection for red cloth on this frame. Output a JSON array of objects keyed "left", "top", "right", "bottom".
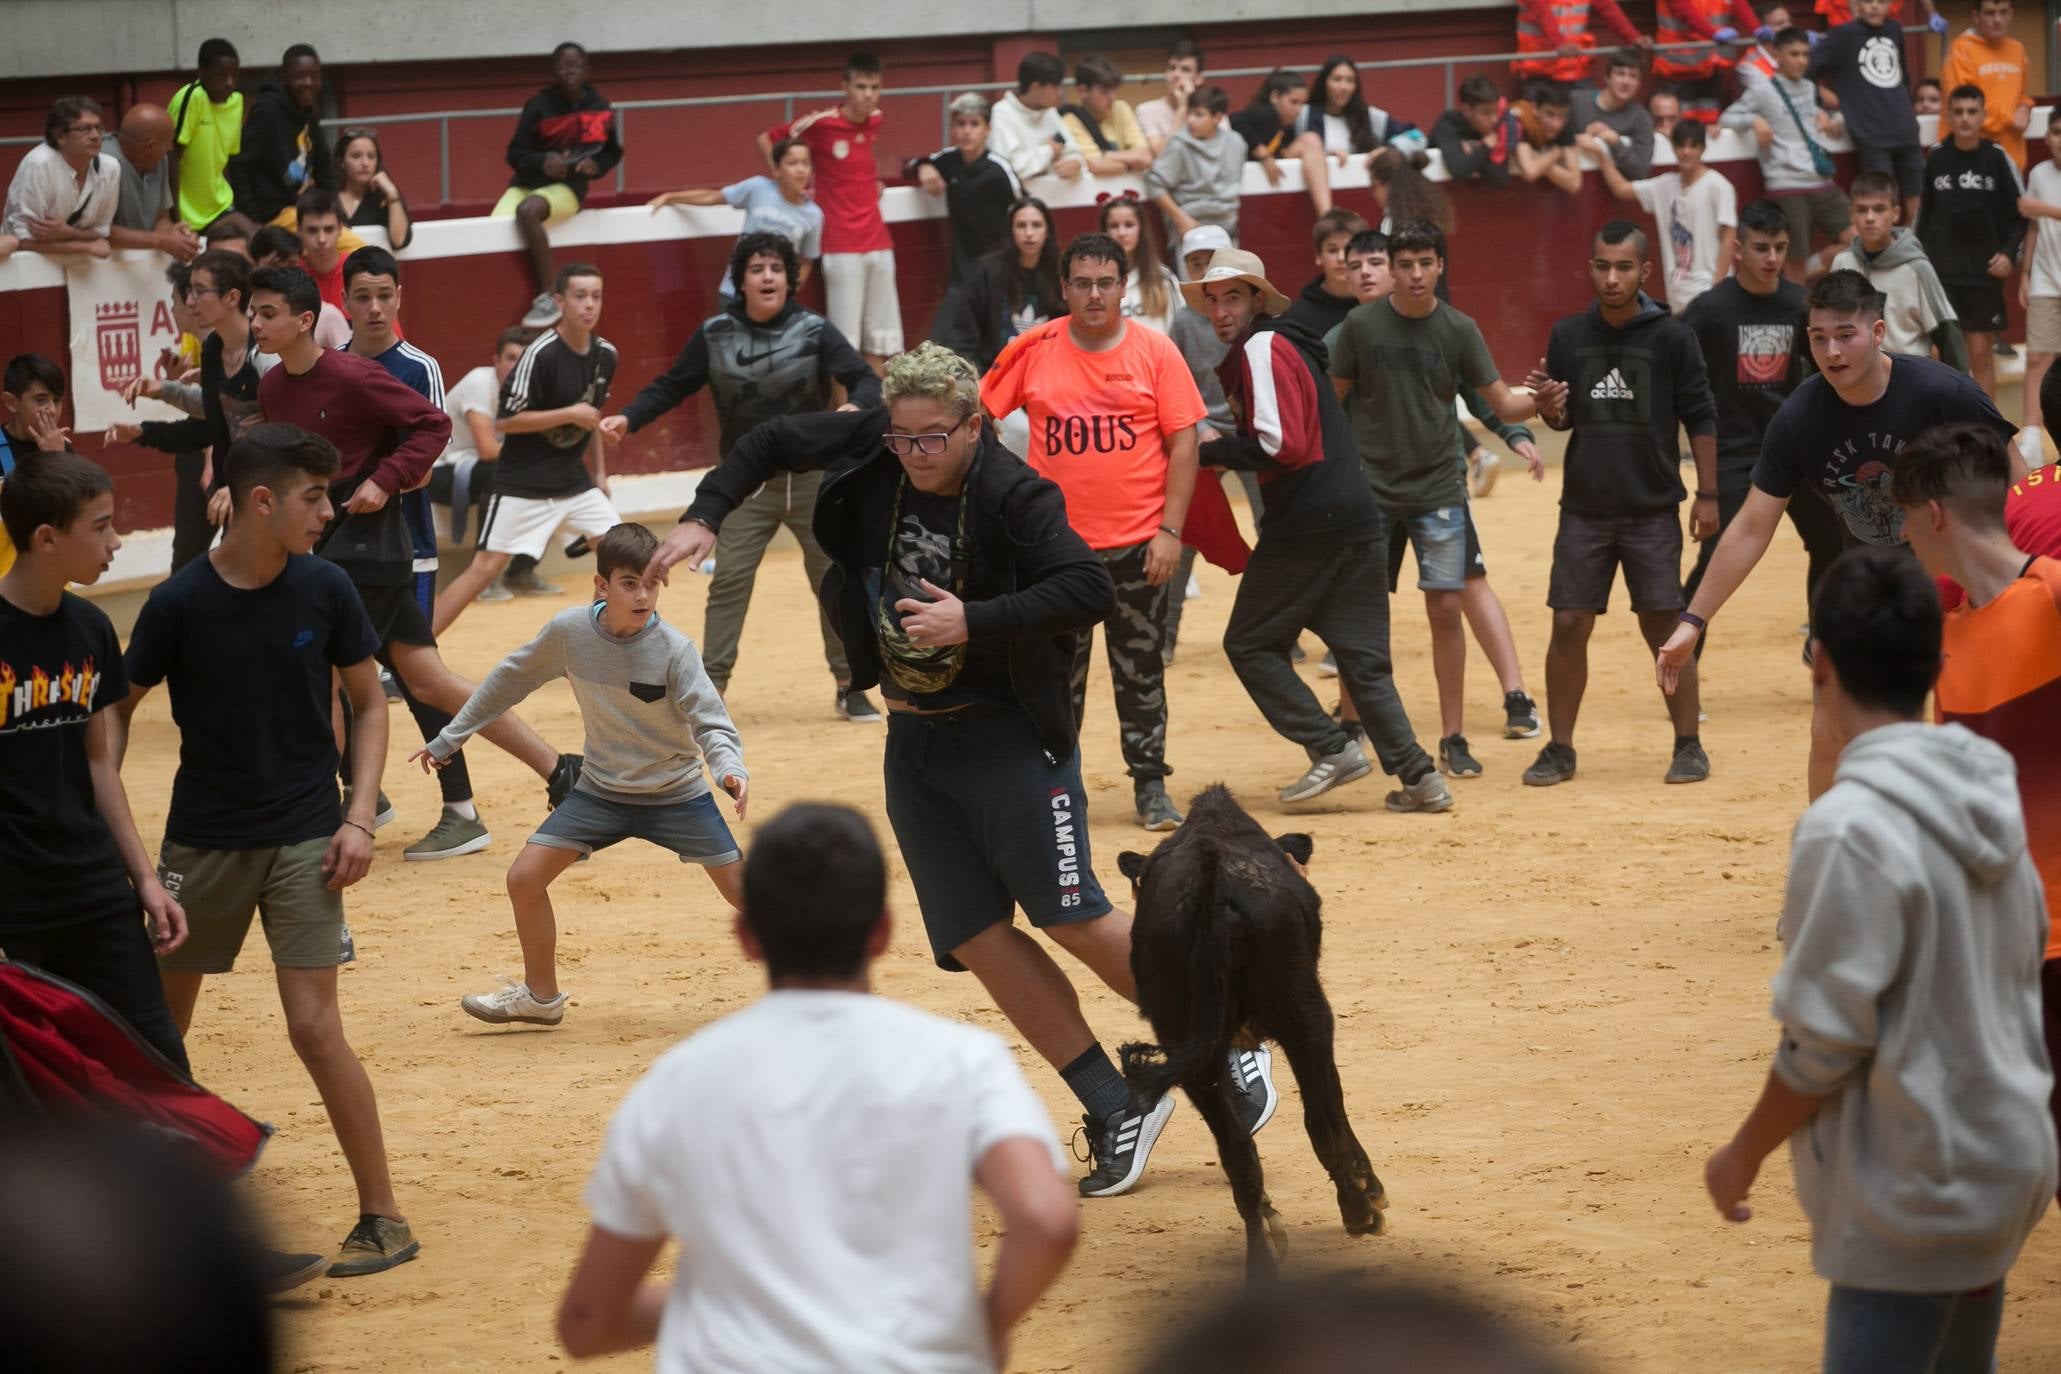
[
  {"left": 1182, "top": 474, "right": 1250, "bottom": 574},
  {"left": 1937, "top": 463, "right": 2061, "bottom": 609},
  {"left": 258, "top": 347, "right": 450, "bottom": 497},
  {"left": 0, "top": 960, "right": 268, "bottom": 1177},
  {"left": 765, "top": 107, "right": 892, "bottom": 254}
]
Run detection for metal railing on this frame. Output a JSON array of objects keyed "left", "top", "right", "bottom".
[{"left": 2, "top": 35, "right": 1952, "bottom": 207}]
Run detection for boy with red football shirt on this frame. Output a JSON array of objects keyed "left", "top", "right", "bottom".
[{"left": 762, "top": 53, "right": 902, "bottom": 374}]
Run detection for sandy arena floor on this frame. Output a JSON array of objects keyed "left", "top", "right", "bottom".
[{"left": 109, "top": 453, "right": 2060, "bottom": 1373}]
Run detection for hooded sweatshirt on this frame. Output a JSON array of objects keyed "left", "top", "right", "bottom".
[
  {"left": 1829, "top": 228, "right": 1970, "bottom": 371},
  {"left": 1430, "top": 107, "right": 1516, "bottom": 186},
  {"left": 1201, "top": 315, "right": 1380, "bottom": 548},
  {"left": 1718, "top": 74, "right": 1837, "bottom": 193},
  {"left": 1142, "top": 124, "right": 1244, "bottom": 235},
  {"left": 225, "top": 81, "right": 335, "bottom": 223},
  {"left": 1542, "top": 292, "right": 1717, "bottom": 515},
  {"left": 1772, "top": 722, "right": 2056, "bottom": 1292},
  {"left": 1281, "top": 276, "right": 1357, "bottom": 338},
  {"left": 1915, "top": 137, "right": 2026, "bottom": 288}
]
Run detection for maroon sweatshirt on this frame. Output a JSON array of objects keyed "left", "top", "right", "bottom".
[{"left": 259, "top": 347, "right": 451, "bottom": 586}]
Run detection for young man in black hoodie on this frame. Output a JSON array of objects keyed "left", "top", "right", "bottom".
[
  {"left": 1916, "top": 83, "right": 2026, "bottom": 400},
  {"left": 1188, "top": 248, "right": 1451, "bottom": 813},
  {"left": 1280, "top": 208, "right": 1369, "bottom": 338},
  {"left": 1525, "top": 219, "right": 1718, "bottom": 788},
  {"left": 645, "top": 342, "right": 1278, "bottom": 1201},
  {"left": 225, "top": 44, "right": 333, "bottom": 228},
  {"left": 1680, "top": 199, "right": 1844, "bottom": 653},
  {"left": 600, "top": 232, "right": 881, "bottom": 719},
  {"left": 497, "top": 43, "right": 621, "bottom": 328}
]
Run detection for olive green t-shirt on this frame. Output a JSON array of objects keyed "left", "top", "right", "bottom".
[
  {"left": 1329, "top": 298, "right": 1498, "bottom": 513},
  {"left": 170, "top": 82, "right": 242, "bottom": 230}
]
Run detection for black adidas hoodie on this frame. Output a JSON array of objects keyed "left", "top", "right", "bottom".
[{"left": 1543, "top": 291, "right": 1716, "bottom": 517}]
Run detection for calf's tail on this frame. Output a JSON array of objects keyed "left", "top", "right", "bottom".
[{"left": 1119, "top": 838, "right": 1236, "bottom": 1110}]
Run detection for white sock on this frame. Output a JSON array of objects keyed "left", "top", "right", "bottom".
[{"left": 445, "top": 800, "right": 479, "bottom": 821}]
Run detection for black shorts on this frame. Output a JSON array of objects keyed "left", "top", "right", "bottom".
[
  {"left": 1384, "top": 501, "right": 1487, "bottom": 593},
  {"left": 1856, "top": 143, "right": 1923, "bottom": 200},
  {"left": 883, "top": 706, "right": 1113, "bottom": 971},
  {"left": 355, "top": 578, "right": 437, "bottom": 649},
  {"left": 1547, "top": 507, "right": 1685, "bottom": 614},
  {"left": 3, "top": 905, "right": 190, "bottom": 1074},
  {"left": 1946, "top": 281, "right": 2009, "bottom": 334}
]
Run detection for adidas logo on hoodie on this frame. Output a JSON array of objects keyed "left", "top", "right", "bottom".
[{"left": 1590, "top": 368, "right": 1634, "bottom": 401}]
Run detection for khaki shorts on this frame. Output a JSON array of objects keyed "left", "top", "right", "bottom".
[
  {"left": 156, "top": 837, "right": 350, "bottom": 974},
  {"left": 2028, "top": 297, "right": 2061, "bottom": 354},
  {"left": 493, "top": 182, "right": 581, "bottom": 225},
  {"left": 1774, "top": 186, "right": 1849, "bottom": 261}
]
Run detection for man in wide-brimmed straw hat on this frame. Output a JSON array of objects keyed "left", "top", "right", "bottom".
[{"left": 1185, "top": 247, "right": 1451, "bottom": 813}]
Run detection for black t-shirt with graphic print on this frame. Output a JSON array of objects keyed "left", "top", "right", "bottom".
[
  {"left": 0, "top": 591, "right": 134, "bottom": 932},
  {"left": 1753, "top": 353, "right": 2014, "bottom": 546},
  {"left": 1682, "top": 277, "right": 1811, "bottom": 476},
  {"left": 497, "top": 329, "right": 620, "bottom": 499},
  {"left": 867, "top": 477, "right": 1013, "bottom": 710}
]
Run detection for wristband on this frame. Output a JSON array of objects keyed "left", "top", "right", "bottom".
[
  {"left": 344, "top": 818, "right": 376, "bottom": 838},
  {"left": 1694, "top": 490, "right": 1718, "bottom": 500},
  {"left": 1159, "top": 524, "right": 1182, "bottom": 539},
  {"left": 1678, "top": 610, "right": 1707, "bottom": 632}
]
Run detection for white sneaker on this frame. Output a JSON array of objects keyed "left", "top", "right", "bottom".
[
  {"left": 1280, "top": 739, "right": 1374, "bottom": 803},
  {"left": 461, "top": 978, "right": 566, "bottom": 1026},
  {"left": 1471, "top": 448, "right": 1501, "bottom": 497},
  {"left": 1184, "top": 573, "right": 1203, "bottom": 601}
]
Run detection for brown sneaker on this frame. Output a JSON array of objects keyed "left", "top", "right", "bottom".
[{"left": 328, "top": 1214, "right": 420, "bottom": 1277}]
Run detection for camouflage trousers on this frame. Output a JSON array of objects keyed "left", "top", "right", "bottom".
[{"left": 1070, "top": 539, "right": 1172, "bottom": 784}]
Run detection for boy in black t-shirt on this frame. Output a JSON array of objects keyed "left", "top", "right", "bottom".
[
  {"left": 1680, "top": 199, "right": 1845, "bottom": 650},
  {"left": 0, "top": 452, "right": 188, "bottom": 1070},
  {"left": 113, "top": 422, "right": 419, "bottom": 1280},
  {"left": 1526, "top": 220, "right": 1718, "bottom": 788},
  {"left": 435, "top": 263, "right": 621, "bottom": 632}
]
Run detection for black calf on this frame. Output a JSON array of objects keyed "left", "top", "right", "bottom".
[{"left": 1117, "top": 784, "right": 1386, "bottom": 1280}]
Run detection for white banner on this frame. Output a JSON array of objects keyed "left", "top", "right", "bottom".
[{"left": 64, "top": 252, "right": 188, "bottom": 433}]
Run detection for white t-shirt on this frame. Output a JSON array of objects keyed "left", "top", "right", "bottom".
[
  {"left": 1322, "top": 112, "right": 1353, "bottom": 155},
  {"left": 1632, "top": 167, "right": 1738, "bottom": 314},
  {"left": 438, "top": 364, "right": 501, "bottom": 467},
  {"left": 716, "top": 176, "right": 825, "bottom": 298},
  {"left": 2, "top": 144, "right": 121, "bottom": 239},
  {"left": 2028, "top": 162, "right": 2061, "bottom": 300},
  {"left": 1121, "top": 265, "right": 1182, "bottom": 336},
  {"left": 584, "top": 991, "right": 1063, "bottom": 1374}
]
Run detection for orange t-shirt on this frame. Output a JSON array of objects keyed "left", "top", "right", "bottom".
[
  {"left": 1936, "top": 556, "right": 2061, "bottom": 959},
  {"left": 1941, "top": 32, "right": 2032, "bottom": 167},
  {"left": 980, "top": 318, "right": 1208, "bottom": 551}
]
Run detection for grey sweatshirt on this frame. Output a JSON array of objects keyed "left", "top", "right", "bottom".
[
  {"left": 1568, "top": 88, "right": 1654, "bottom": 179},
  {"left": 1829, "top": 228, "right": 1970, "bottom": 372},
  {"left": 429, "top": 604, "right": 745, "bottom": 802},
  {"left": 1719, "top": 75, "right": 1835, "bottom": 193},
  {"left": 1772, "top": 722, "right": 2056, "bottom": 1293},
  {"left": 1143, "top": 125, "right": 1243, "bottom": 234}
]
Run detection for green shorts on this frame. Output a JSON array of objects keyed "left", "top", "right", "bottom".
[{"left": 156, "top": 836, "right": 350, "bottom": 974}]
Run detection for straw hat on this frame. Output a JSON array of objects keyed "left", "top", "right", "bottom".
[{"left": 1177, "top": 248, "right": 1292, "bottom": 316}]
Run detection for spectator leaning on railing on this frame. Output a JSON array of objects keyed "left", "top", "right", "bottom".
[
  {"left": 105, "top": 104, "right": 203, "bottom": 262},
  {"left": 226, "top": 44, "right": 336, "bottom": 231},
  {"left": 166, "top": 38, "right": 247, "bottom": 236},
  {"left": 3, "top": 97, "right": 120, "bottom": 261},
  {"left": 1060, "top": 57, "right": 1155, "bottom": 177},
  {"left": 1570, "top": 48, "right": 1658, "bottom": 180},
  {"left": 335, "top": 127, "right": 413, "bottom": 250},
  {"left": 987, "top": 52, "right": 1088, "bottom": 186},
  {"left": 1137, "top": 39, "right": 1207, "bottom": 154}
]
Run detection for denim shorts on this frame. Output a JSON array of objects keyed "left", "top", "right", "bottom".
[
  {"left": 1376, "top": 504, "right": 1469, "bottom": 591},
  {"left": 530, "top": 789, "right": 741, "bottom": 866}
]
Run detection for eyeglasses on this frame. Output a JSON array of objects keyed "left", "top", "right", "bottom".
[
  {"left": 883, "top": 419, "right": 969, "bottom": 456},
  {"left": 185, "top": 285, "right": 222, "bottom": 300},
  {"left": 66, "top": 123, "right": 104, "bottom": 137},
  {"left": 1067, "top": 277, "right": 1121, "bottom": 296}
]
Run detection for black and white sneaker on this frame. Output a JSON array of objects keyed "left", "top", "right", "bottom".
[
  {"left": 1227, "top": 1045, "right": 1278, "bottom": 1136},
  {"left": 835, "top": 688, "right": 883, "bottom": 722},
  {"left": 1503, "top": 690, "right": 1541, "bottom": 739},
  {"left": 1075, "top": 1095, "right": 1177, "bottom": 1198}
]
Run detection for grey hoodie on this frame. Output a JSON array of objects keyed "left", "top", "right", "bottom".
[
  {"left": 1829, "top": 228, "right": 1970, "bottom": 374},
  {"left": 1718, "top": 75, "right": 1834, "bottom": 194},
  {"left": 1143, "top": 124, "right": 1243, "bottom": 236},
  {"left": 1772, "top": 722, "right": 2056, "bottom": 1292}
]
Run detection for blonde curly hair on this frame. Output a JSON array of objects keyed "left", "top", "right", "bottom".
[{"left": 882, "top": 341, "right": 981, "bottom": 421}]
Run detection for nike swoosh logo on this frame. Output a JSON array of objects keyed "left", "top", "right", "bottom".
[{"left": 737, "top": 348, "right": 780, "bottom": 366}]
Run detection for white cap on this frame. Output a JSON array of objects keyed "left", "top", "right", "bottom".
[{"left": 1178, "top": 224, "right": 1234, "bottom": 270}]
